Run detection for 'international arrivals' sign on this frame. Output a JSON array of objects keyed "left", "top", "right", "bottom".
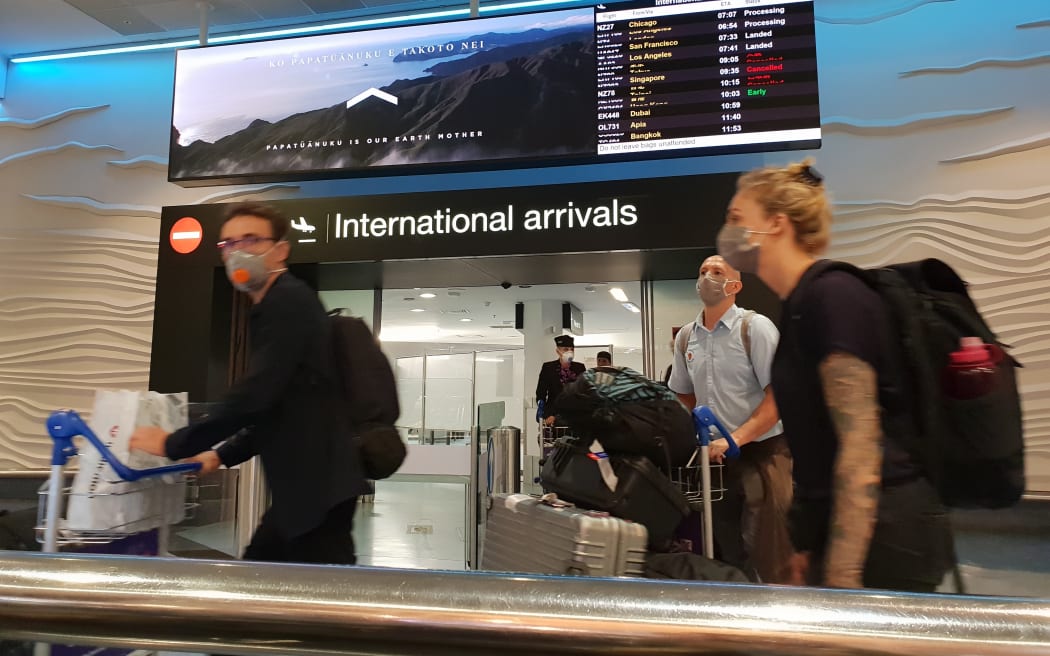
[{"left": 160, "top": 173, "right": 738, "bottom": 266}]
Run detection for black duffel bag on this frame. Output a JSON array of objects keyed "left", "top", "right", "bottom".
[
  {"left": 540, "top": 438, "right": 690, "bottom": 550},
  {"left": 644, "top": 552, "right": 753, "bottom": 583},
  {"left": 555, "top": 366, "right": 696, "bottom": 471}
]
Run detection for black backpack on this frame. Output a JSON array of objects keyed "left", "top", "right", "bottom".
[
  {"left": 555, "top": 366, "right": 697, "bottom": 470},
  {"left": 328, "top": 310, "right": 406, "bottom": 480},
  {"left": 813, "top": 259, "right": 1024, "bottom": 508}
]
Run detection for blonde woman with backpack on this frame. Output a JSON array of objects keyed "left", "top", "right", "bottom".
[{"left": 716, "top": 160, "right": 954, "bottom": 591}]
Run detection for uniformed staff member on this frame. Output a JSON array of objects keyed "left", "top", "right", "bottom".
[{"left": 536, "top": 335, "right": 586, "bottom": 426}]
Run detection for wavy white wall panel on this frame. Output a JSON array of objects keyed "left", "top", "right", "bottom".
[
  {"left": 835, "top": 187, "right": 1050, "bottom": 217},
  {"left": 0, "top": 233, "right": 156, "bottom": 467},
  {"left": 803, "top": 0, "right": 1050, "bottom": 491},
  {"left": 0, "top": 142, "right": 121, "bottom": 168},
  {"left": 22, "top": 195, "right": 161, "bottom": 218},
  {"left": 1, "top": 1, "right": 1049, "bottom": 492},
  {"left": 0, "top": 51, "right": 299, "bottom": 468},
  {"left": 815, "top": 0, "right": 956, "bottom": 25},
  {"left": 822, "top": 106, "right": 1015, "bottom": 135},
  {"left": 107, "top": 155, "right": 168, "bottom": 171},
  {"left": 900, "top": 51, "right": 1050, "bottom": 78},
  {"left": 1017, "top": 19, "right": 1050, "bottom": 29},
  {"left": 940, "top": 130, "right": 1050, "bottom": 163},
  {"left": 0, "top": 105, "right": 108, "bottom": 129}
]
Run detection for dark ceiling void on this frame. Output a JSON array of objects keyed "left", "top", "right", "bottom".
[{"left": 312, "top": 248, "right": 719, "bottom": 291}]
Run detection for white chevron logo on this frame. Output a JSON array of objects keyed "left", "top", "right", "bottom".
[{"left": 346, "top": 88, "right": 398, "bottom": 108}]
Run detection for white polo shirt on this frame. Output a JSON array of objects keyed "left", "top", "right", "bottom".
[{"left": 668, "top": 304, "right": 783, "bottom": 441}]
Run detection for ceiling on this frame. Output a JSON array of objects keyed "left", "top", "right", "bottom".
[
  {"left": 310, "top": 247, "right": 781, "bottom": 345},
  {"left": 377, "top": 280, "right": 649, "bottom": 346},
  {"left": 309, "top": 248, "right": 717, "bottom": 343},
  {"left": 321, "top": 280, "right": 652, "bottom": 345},
  {"left": 0, "top": 0, "right": 465, "bottom": 59}
]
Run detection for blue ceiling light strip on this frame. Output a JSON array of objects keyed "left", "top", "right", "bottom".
[
  {"left": 10, "top": 39, "right": 201, "bottom": 63},
  {"left": 478, "top": 0, "right": 581, "bottom": 12},
  {"left": 9, "top": 0, "right": 586, "bottom": 64},
  {"left": 207, "top": 7, "right": 473, "bottom": 44}
]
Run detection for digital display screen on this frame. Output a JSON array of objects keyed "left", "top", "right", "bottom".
[
  {"left": 594, "top": 0, "right": 820, "bottom": 155},
  {"left": 169, "top": 0, "right": 818, "bottom": 186}
]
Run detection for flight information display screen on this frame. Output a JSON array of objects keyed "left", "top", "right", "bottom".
[
  {"left": 595, "top": 0, "right": 819, "bottom": 156},
  {"left": 169, "top": 0, "right": 819, "bottom": 186}
]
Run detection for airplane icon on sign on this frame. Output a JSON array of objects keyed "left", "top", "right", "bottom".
[{"left": 291, "top": 217, "right": 316, "bottom": 233}]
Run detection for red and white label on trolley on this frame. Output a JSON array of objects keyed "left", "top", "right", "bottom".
[{"left": 169, "top": 217, "right": 203, "bottom": 254}]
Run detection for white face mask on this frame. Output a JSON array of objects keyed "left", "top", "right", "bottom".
[
  {"left": 560, "top": 350, "right": 575, "bottom": 363},
  {"left": 696, "top": 274, "right": 736, "bottom": 307},
  {"left": 716, "top": 224, "right": 772, "bottom": 274}
]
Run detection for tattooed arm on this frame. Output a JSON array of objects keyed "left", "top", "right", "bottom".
[{"left": 818, "top": 351, "right": 884, "bottom": 588}]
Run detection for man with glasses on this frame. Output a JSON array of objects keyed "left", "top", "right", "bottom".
[
  {"left": 131, "top": 202, "right": 370, "bottom": 565},
  {"left": 669, "top": 255, "right": 793, "bottom": 583}
]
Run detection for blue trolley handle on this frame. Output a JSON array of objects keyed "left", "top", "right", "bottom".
[
  {"left": 691, "top": 406, "right": 741, "bottom": 459},
  {"left": 46, "top": 410, "right": 202, "bottom": 480},
  {"left": 486, "top": 435, "right": 494, "bottom": 495}
]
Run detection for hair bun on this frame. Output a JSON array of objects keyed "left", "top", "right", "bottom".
[{"left": 798, "top": 164, "right": 824, "bottom": 186}]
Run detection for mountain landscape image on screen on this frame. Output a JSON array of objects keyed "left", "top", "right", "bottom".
[{"left": 170, "top": 19, "right": 596, "bottom": 180}]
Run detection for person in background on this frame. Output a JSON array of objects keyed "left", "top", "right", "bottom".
[
  {"left": 596, "top": 350, "right": 613, "bottom": 367},
  {"left": 717, "top": 158, "right": 953, "bottom": 591},
  {"left": 669, "top": 255, "right": 793, "bottom": 583},
  {"left": 130, "top": 202, "right": 370, "bottom": 565},
  {"left": 536, "top": 335, "right": 587, "bottom": 426}
]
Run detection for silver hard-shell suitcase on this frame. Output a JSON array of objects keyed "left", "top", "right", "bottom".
[{"left": 481, "top": 493, "right": 647, "bottom": 577}]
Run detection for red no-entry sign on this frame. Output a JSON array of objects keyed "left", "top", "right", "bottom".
[{"left": 170, "top": 217, "right": 203, "bottom": 254}]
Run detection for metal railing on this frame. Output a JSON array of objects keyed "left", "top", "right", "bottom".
[{"left": 0, "top": 551, "right": 1048, "bottom": 656}]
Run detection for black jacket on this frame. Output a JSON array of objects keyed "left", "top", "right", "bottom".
[
  {"left": 165, "top": 273, "right": 370, "bottom": 538},
  {"left": 535, "top": 360, "right": 586, "bottom": 419}
]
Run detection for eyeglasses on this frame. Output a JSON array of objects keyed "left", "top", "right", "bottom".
[{"left": 216, "top": 236, "right": 276, "bottom": 252}]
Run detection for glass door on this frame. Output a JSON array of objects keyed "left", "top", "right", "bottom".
[{"left": 423, "top": 353, "right": 475, "bottom": 445}]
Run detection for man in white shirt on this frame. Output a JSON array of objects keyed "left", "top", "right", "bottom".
[{"left": 669, "top": 255, "right": 793, "bottom": 583}]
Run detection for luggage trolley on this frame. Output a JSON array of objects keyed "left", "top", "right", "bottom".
[
  {"left": 37, "top": 409, "right": 201, "bottom": 553},
  {"left": 539, "top": 424, "right": 571, "bottom": 460},
  {"left": 669, "top": 406, "right": 740, "bottom": 559},
  {"left": 33, "top": 410, "right": 201, "bottom": 656},
  {"left": 536, "top": 399, "right": 570, "bottom": 460}
]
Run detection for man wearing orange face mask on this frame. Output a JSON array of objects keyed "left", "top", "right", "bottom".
[{"left": 130, "top": 202, "right": 370, "bottom": 565}]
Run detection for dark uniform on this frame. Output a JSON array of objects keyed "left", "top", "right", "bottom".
[
  {"left": 165, "top": 272, "right": 371, "bottom": 564},
  {"left": 536, "top": 335, "right": 586, "bottom": 422},
  {"left": 536, "top": 360, "right": 587, "bottom": 421}
]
